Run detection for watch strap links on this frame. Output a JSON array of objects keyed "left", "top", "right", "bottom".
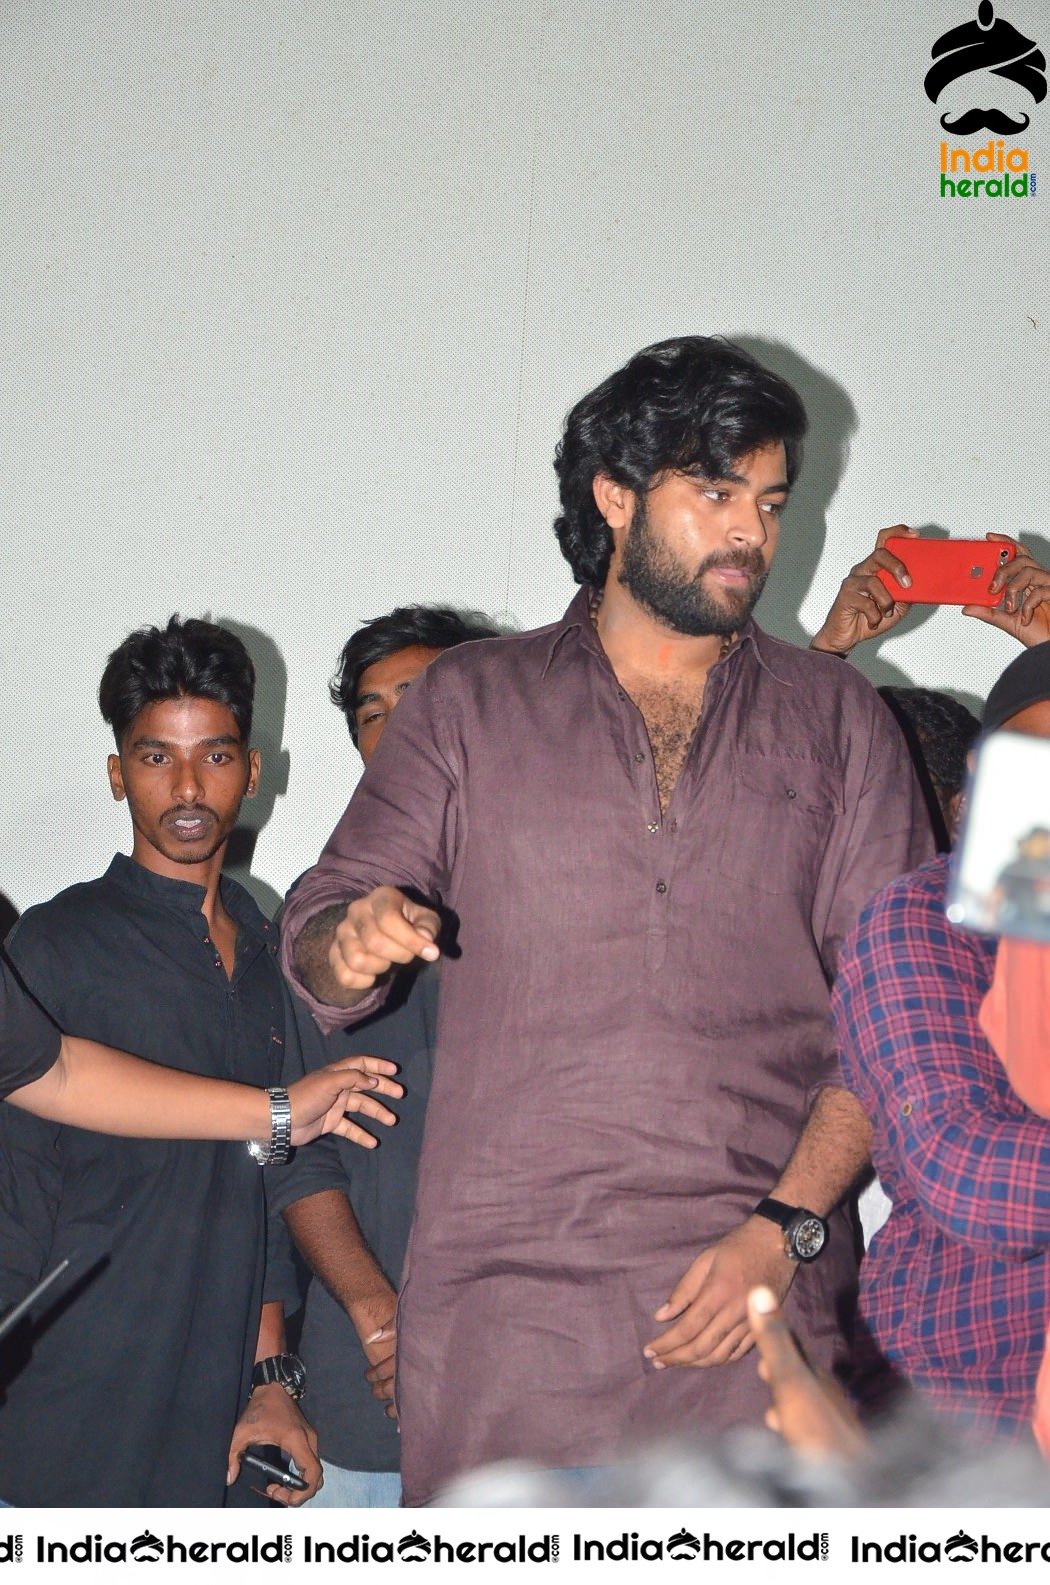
[{"left": 246, "top": 1086, "right": 292, "bottom": 1167}]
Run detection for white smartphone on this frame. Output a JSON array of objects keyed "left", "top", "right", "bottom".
[{"left": 947, "top": 731, "right": 1050, "bottom": 942}]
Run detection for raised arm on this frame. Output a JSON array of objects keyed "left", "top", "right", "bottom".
[{"left": 280, "top": 660, "right": 460, "bottom": 1032}]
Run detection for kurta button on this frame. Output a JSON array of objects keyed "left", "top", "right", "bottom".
[
  {"left": 618, "top": 690, "right": 626, "bottom": 701},
  {"left": 786, "top": 789, "right": 797, "bottom": 800},
  {"left": 633, "top": 752, "right": 645, "bottom": 764},
  {"left": 901, "top": 1101, "right": 913, "bottom": 1117},
  {"left": 656, "top": 880, "right": 668, "bottom": 894},
  {"left": 647, "top": 822, "right": 659, "bottom": 834}
]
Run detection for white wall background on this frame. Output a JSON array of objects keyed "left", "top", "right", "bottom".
[{"left": 2, "top": 0, "right": 1047, "bottom": 922}]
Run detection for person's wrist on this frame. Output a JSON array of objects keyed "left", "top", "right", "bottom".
[
  {"left": 348, "top": 1290, "right": 397, "bottom": 1341},
  {"left": 752, "top": 1199, "right": 830, "bottom": 1262},
  {"left": 745, "top": 1210, "right": 793, "bottom": 1252},
  {"left": 251, "top": 1353, "right": 307, "bottom": 1400},
  {"left": 246, "top": 1087, "right": 292, "bottom": 1166},
  {"left": 809, "top": 631, "right": 852, "bottom": 657}
]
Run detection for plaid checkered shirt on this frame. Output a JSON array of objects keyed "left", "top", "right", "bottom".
[{"left": 835, "top": 852, "right": 1050, "bottom": 1438}]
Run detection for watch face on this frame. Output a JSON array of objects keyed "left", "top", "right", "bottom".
[
  {"left": 792, "top": 1215, "right": 827, "bottom": 1261},
  {"left": 280, "top": 1356, "right": 307, "bottom": 1395}
]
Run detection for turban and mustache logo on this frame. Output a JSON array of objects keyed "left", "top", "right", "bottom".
[{"left": 925, "top": 0, "right": 1046, "bottom": 134}]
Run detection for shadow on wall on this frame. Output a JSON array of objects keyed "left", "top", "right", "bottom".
[
  {"left": 733, "top": 336, "right": 940, "bottom": 691},
  {"left": 219, "top": 620, "right": 290, "bottom": 921}
]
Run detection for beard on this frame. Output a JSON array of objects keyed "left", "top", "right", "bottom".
[{"left": 617, "top": 496, "right": 769, "bottom": 637}]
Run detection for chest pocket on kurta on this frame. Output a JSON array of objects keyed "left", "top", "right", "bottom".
[{"left": 716, "top": 754, "right": 841, "bottom": 896}]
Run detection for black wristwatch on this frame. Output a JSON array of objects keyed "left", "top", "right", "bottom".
[
  {"left": 753, "top": 1197, "right": 829, "bottom": 1262},
  {"left": 251, "top": 1353, "right": 307, "bottom": 1401}
]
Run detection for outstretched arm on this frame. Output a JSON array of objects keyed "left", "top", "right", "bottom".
[
  {"left": 293, "top": 891, "right": 441, "bottom": 1013},
  {"left": 8, "top": 1036, "right": 402, "bottom": 1146},
  {"left": 280, "top": 662, "right": 458, "bottom": 1033}
]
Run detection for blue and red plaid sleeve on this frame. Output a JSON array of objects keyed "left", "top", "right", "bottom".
[{"left": 834, "top": 858, "right": 1050, "bottom": 1260}]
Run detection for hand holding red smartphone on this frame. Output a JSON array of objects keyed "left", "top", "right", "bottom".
[{"left": 876, "top": 536, "right": 1017, "bottom": 606}]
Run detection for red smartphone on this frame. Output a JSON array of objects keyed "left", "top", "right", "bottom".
[{"left": 876, "top": 537, "right": 1016, "bottom": 606}]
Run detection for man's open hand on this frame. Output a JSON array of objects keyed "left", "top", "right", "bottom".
[
  {"left": 329, "top": 886, "right": 441, "bottom": 994},
  {"left": 643, "top": 1216, "right": 795, "bottom": 1368},
  {"left": 288, "top": 1058, "right": 403, "bottom": 1149},
  {"left": 810, "top": 525, "right": 918, "bottom": 656}
]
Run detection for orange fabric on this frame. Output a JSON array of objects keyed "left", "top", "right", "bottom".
[
  {"left": 1035, "top": 1330, "right": 1050, "bottom": 1463},
  {"left": 980, "top": 940, "right": 1050, "bottom": 1456},
  {"left": 979, "top": 939, "right": 1050, "bottom": 1116}
]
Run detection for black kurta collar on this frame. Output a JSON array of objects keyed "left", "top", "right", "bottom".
[{"left": 104, "top": 853, "right": 273, "bottom": 946}]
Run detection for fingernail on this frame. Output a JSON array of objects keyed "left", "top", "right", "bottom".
[
  {"left": 364, "top": 1329, "right": 387, "bottom": 1343},
  {"left": 421, "top": 945, "right": 439, "bottom": 961},
  {"left": 750, "top": 1285, "right": 777, "bottom": 1312},
  {"left": 642, "top": 1348, "right": 656, "bottom": 1359},
  {"left": 651, "top": 1360, "right": 666, "bottom": 1371},
  {"left": 901, "top": 574, "right": 911, "bottom": 587}
]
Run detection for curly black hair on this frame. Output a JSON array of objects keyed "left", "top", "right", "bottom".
[
  {"left": 878, "top": 685, "right": 980, "bottom": 851},
  {"left": 99, "top": 616, "right": 255, "bottom": 745},
  {"left": 552, "top": 336, "right": 808, "bottom": 586},
  {"left": 331, "top": 605, "right": 501, "bottom": 745}
]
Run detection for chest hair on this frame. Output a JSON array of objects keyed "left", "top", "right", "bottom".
[{"left": 627, "top": 676, "right": 707, "bottom": 814}]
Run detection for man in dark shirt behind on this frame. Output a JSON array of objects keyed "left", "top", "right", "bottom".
[
  {"left": 269, "top": 605, "right": 499, "bottom": 1507},
  {"left": 281, "top": 336, "right": 932, "bottom": 1503},
  {"left": 0, "top": 617, "right": 400, "bottom": 1506}
]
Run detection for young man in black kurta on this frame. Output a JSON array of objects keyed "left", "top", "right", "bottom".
[{"left": 0, "top": 618, "right": 398, "bottom": 1507}]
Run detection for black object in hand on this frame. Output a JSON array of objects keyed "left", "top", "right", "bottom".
[{"left": 242, "top": 1446, "right": 308, "bottom": 1492}]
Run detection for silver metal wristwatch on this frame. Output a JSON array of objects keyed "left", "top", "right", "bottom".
[{"left": 247, "top": 1086, "right": 292, "bottom": 1167}]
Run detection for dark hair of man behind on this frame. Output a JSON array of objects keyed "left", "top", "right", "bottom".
[
  {"left": 552, "top": 335, "right": 808, "bottom": 586},
  {"left": 332, "top": 605, "right": 501, "bottom": 744},
  {"left": 99, "top": 616, "right": 256, "bottom": 745},
  {"left": 878, "top": 685, "right": 980, "bottom": 852}
]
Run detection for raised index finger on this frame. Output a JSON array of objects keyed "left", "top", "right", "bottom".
[{"left": 748, "top": 1285, "right": 806, "bottom": 1379}]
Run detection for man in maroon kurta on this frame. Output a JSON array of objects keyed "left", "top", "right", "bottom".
[{"left": 282, "top": 337, "right": 930, "bottom": 1503}]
